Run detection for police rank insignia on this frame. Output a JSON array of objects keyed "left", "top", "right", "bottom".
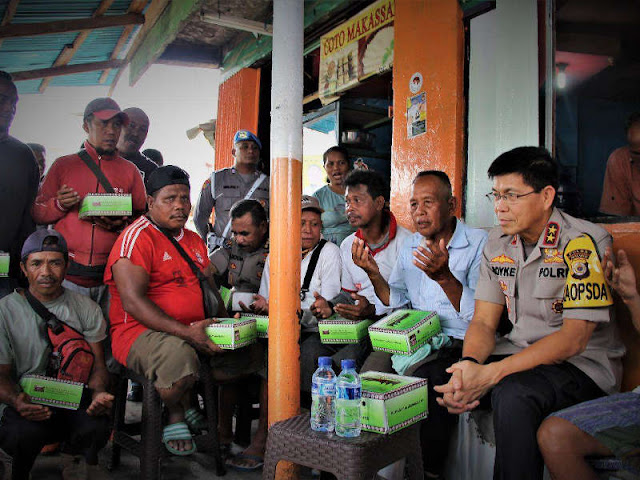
[
  {"left": 542, "top": 222, "right": 559, "bottom": 247},
  {"left": 562, "top": 234, "right": 612, "bottom": 309},
  {"left": 491, "top": 254, "right": 515, "bottom": 264},
  {"left": 543, "top": 248, "right": 564, "bottom": 264}
]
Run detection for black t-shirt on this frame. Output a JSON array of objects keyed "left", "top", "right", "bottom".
[
  {"left": 123, "top": 151, "right": 158, "bottom": 183},
  {"left": 0, "top": 135, "right": 39, "bottom": 277}
]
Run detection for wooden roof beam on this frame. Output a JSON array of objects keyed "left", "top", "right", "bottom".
[
  {"left": 200, "top": 13, "right": 273, "bottom": 36},
  {"left": 0, "top": 0, "right": 21, "bottom": 48},
  {"left": 0, "top": 13, "right": 144, "bottom": 39},
  {"left": 98, "top": 0, "right": 149, "bottom": 84},
  {"left": 107, "top": 0, "right": 172, "bottom": 95},
  {"left": 12, "top": 59, "right": 125, "bottom": 81},
  {"left": 38, "top": 0, "right": 116, "bottom": 93}
]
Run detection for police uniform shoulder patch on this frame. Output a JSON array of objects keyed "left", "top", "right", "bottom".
[
  {"left": 542, "top": 222, "right": 560, "bottom": 247},
  {"left": 201, "top": 178, "right": 211, "bottom": 191},
  {"left": 563, "top": 234, "right": 612, "bottom": 308},
  {"left": 490, "top": 254, "right": 515, "bottom": 264}
]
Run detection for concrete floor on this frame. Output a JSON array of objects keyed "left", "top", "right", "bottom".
[{"left": 26, "top": 400, "right": 265, "bottom": 480}]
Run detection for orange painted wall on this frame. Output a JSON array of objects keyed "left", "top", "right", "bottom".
[
  {"left": 601, "top": 223, "right": 640, "bottom": 391},
  {"left": 214, "top": 68, "right": 261, "bottom": 170},
  {"left": 391, "top": 0, "right": 465, "bottom": 230}
]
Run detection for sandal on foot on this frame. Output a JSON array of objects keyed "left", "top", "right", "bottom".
[
  {"left": 162, "top": 422, "right": 197, "bottom": 456},
  {"left": 184, "top": 408, "right": 208, "bottom": 434},
  {"left": 226, "top": 453, "right": 264, "bottom": 471}
]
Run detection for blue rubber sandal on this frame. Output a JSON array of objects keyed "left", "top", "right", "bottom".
[
  {"left": 162, "top": 422, "right": 197, "bottom": 456},
  {"left": 184, "top": 408, "right": 208, "bottom": 434}
]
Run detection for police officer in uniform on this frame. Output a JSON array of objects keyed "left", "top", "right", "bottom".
[
  {"left": 194, "top": 130, "right": 269, "bottom": 252},
  {"left": 209, "top": 199, "right": 268, "bottom": 296},
  {"left": 435, "top": 147, "right": 624, "bottom": 480}
]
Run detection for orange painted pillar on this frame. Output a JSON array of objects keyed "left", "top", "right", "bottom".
[
  {"left": 391, "top": 0, "right": 464, "bottom": 229},
  {"left": 214, "top": 68, "right": 261, "bottom": 170},
  {"left": 269, "top": 0, "right": 303, "bottom": 478}
]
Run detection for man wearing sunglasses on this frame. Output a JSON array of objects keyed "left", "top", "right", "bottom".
[
  {"left": 600, "top": 112, "right": 640, "bottom": 216},
  {"left": 435, "top": 146, "right": 624, "bottom": 480}
]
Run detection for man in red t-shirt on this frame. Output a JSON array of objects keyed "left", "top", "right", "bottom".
[{"left": 105, "top": 166, "right": 263, "bottom": 456}]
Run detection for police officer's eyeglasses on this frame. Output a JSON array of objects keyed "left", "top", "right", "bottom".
[{"left": 485, "top": 190, "right": 539, "bottom": 204}]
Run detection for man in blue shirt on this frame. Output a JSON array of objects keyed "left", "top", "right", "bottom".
[{"left": 353, "top": 170, "right": 487, "bottom": 478}]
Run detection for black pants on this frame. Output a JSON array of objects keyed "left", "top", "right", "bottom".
[
  {"left": 0, "top": 406, "right": 110, "bottom": 480},
  {"left": 480, "top": 356, "right": 605, "bottom": 480},
  {"left": 411, "top": 344, "right": 463, "bottom": 475}
]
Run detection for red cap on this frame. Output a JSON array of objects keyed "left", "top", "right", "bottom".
[{"left": 83, "top": 97, "right": 129, "bottom": 125}]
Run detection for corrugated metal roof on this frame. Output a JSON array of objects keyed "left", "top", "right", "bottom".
[{"left": 0, "top": 0, "right": 141, "bottom": 93}]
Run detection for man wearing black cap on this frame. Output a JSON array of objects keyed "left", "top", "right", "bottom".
[
  {"left": 194, "top": 129, "right": 270, "bottom": 252},
  {"left": 0, "top": 71, "right": 40, "bottom": 300},
  {"left": 33, "top": 98, "right": 147, "bottom": 321},
  {"left": 0, "top": 229, "right": 113, "bottom": 479},
  {"left": 116, "top": 107, "right": 157, "bottom": 181},
  {"left": 105, "top": 166, "right": 264, "bottom": 456}
]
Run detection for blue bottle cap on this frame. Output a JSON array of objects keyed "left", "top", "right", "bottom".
[
  {"left": 341, "top": 359, "right": 356, "bottom": 370},
  {"left": 318, "top": 356, "right": 332, "bottom": 367}
]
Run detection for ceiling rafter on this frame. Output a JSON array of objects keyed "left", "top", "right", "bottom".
[
  {"left": 98, "top": 0, "right": 148, "bottom": 84},
  {"left": 0, "top": 13, "right": 143, "bottom": 39},
  {"left": 200, "top": 13, "right": 273, "bottom": 36},
  {"left": 107, "top": 0, "right": 172, "bottom": 96},
  {"left": 38, "top": 0, "right": 116, "bottom": 93},
  {"left": 11, "top": 59, "right": 125, "bottom": 81}
]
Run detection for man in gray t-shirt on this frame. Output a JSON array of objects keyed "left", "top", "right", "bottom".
[
  {"left": 193, "top": 130, "right": 269, "bottom": 252},
  {"left": 0, "top": 229, "right": 112, "bottom": 479},
  {"left": 435, "top": 147, "right": 624, "bottom": 480}
]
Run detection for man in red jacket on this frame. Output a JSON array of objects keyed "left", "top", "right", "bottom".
[{"left": 33, "top": 98, "right": 146, "bottom": 342}]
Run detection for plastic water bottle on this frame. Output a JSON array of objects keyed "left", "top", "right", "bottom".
[
  {"left": 310, "top": 356, "right": 336, "bottom": 432},
  {"left": 335, "top": 359, "right": 361, "bottom": 437}
]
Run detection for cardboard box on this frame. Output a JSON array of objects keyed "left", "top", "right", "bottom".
[
  {"left": 318, "top": 314, "right": 372, "bottom": 344},
  {"left": 205, "top": 318, "right": 257, "bottom": 349},
  {"left": 78, "top": 193, "right": 132, "bottom": 218},
  {"left": 19, "top": 374, "right": 85, "bottom": 410},
  {"left": 240, "top": 313, "right": 268, "bottom": 338},
  {"left": 368, "top": 309, "right": 441, "bottom": 355},
  {"left": 0, "top": 253, "right": 9, "bottom": 277},
  {"left": 360, "top": 371, "right": 428, "bottom": 434}
]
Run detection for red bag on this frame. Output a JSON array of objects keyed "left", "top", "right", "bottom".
[{"left": 24, "top": 289, "right": 95, "bottom": 384}]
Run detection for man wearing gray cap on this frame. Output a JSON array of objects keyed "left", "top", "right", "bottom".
[
  {"left": 0, "top": 229, "right": 113, "bottom": 479},
  {"left": 194, "top": 129, "right": 270, "bottom": 252},
  {"left": 33, "top": 98, "right": 147, "bottom": 323}
]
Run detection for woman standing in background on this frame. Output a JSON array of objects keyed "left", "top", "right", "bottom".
[{"left": 312, "top": 146, "right": 355, "bottom": 246}]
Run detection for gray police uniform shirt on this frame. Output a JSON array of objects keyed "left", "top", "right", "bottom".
[
  {"left": 475, "top": 208, "right": 625, "bottom": 394},
  {"left": 209, "top": 238, "right": 269, "bottom": 293},
  {"left": 0, "top": 289, "right": 106, "bottom": 415},
  {"left": 193, "top": 167, "right": 270, "bottom": 241}
]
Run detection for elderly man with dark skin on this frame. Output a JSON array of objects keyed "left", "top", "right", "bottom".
[
  {"left": 105, "top": 166, "right": 236, "bottom": 456},
  {"left": 0, "top": 71, "right": 40, "bottom": 300},
  {"left": 0, "top": 230, "right": 113, "bottom": 480},
  {"left": 352, "top": 171, "right": 488, "bottom": 478},
  {"left": 434, "top": 147, "right": 625, "bottom": 480},
  {"left": 116, "top": 107, "right": 157, "bottom": 181}
]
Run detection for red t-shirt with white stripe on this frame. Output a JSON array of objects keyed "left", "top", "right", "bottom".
[{"left": 104, "top": 216, "right": 209, "bottom": 365}]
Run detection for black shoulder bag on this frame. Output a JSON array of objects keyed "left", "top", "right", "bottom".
[
  {"left": 158, "top": 229, "right": 223, "bottom": 318},
  {"left": 23, "top": 289, "right": 95, "bottom": 384},
  {"left": 78, "top": 149, "right": 115, "bottom": 193},
  {"left": 300, "top": 239, "right": 327, "bottom": 301}
]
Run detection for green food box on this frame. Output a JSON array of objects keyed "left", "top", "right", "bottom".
[
  {"left": 360, "top": 371, "right": 428, "bottom": 434},
  {"left": 205, "top": 318, "right": 257, "bottom": 349},
  {"left": 318, "top": 314, "right": 372, "bottom": 344},
  {"left": 78, "top": 193, "right": 132, "bottom": 218},
  {"left": 19, "top": 374, "right": 85, "bottom": 410},
  {"left": 219, "top": 286, "right": 232, "bottom": 310},
  {"left": 0, "top": 253, "right": 9, "bottom": 277},
  {"left": 240, "top": 313, "right": 268, "bottom": 338},
  {"left": 368, "top": 309, "right": 441, "bottom": 355}
]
